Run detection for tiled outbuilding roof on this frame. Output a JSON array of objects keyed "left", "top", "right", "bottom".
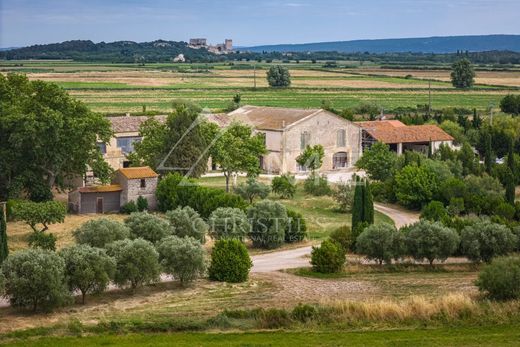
[
  {"left": 357, "top": 120, "right": 454, "bottom": 144},
  {"left": 117, "top": 166, "right": 159, "bottom": 179},
  {"left": 108, "top": 115, "right": 167, "bottom": 133},
  {"left": 79, "top": 184, "right": 122, "bottom": 193}
]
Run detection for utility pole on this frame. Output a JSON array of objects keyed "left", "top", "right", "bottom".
[
  {"left": 253, "top": 63, "right": 257, "bottom": 90},
  {"left": 428, "top": 80, "right": 432, "bottom": 116}
]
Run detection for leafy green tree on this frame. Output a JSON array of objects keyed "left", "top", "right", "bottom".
[
  {"left": 166, "top": 206, "right": 208, "bottom": 243},
  {"left": 395, "top": 165, "right": 437, "bottom": 209},
  {"left": 157, "top": 236, "right": 206, "bottom": 285},
  {"left": 0, "top": 74, "right": 112, "bottom": 200},
  {"left": 356, "top": 223, "right": 404, "bottom": 265},
  {"left": 461, "top": 221, "right": 517, "bottom": 263},
  {"left": 125, "top": 212, "right": 173, "bottom": 244},
  {"left": 59, "top": 245, "right": 116, "bottom": 304},
  {"left": 73, "top": 218, "right": 130, "bottom": 248},
  {"left": 211, "top": 123, "right": 267, "bottom": 192},
  {"left": 500, "top": 94, "right": 520, "bottom": 116},
  {"left": 285, "top": 209, "right": 307, "bottom": 243},
  {"left": 303, "top": 173, "right": 331, "bottom": 196},
  {"left": 420, "top": 201, "right": 449, "bottom": 222},
  {"left": 127, "top": 117, "right": 168, "bottom": 168},
  {"left": 310, "top": 239, "right": 346, "bottom": 274},
  {"left": 208, "top": 239, "right": 252, "bottom": 283},
  {"left": 458, "top": 142, "right": 480, "bottom": 176},
  {"left": 266, "top": 65, "right": 291, "bottom": 87},
  {"left": 106, "top": 238, "right": 161, "bottom": 290},
  {"left": 405, "top": 220, "right": 460, "bottom": 266},
  {"left": 0, "top": 207, "right": 8, "bottom": 264},
  {"left": 208, "top": 207, "right": 250, "bottom": 241},
  {"left": 28, "top": 231, "right": 57, "bottom": 251},
  {"left": 477, "top": 256, "right": 520, "bottom": 300},
  {"left": 296, "top": 145, "right": 325, "bottom": 173},
  {"left": 247, "top": 200, "right": 288, "bottom": 249},
  {"left": 463, "top": 174, "right": 504, "bottom": 215},
  {"left": 329, "top": 226, "right": 352, "bottom": 254},
  {"left": 450, "top": 58, "right": 475, "bottom": 88},
  {"left": 440, "top": 120, "right": 466, "bottom": 145},
  {"left": 2, "top": 249, "right": 70, "bottom": 311},
  {"left": 332, "top": 181, "right": 355, "bottom": 212},
  {"left": 271, "top": 174, "right": 297, "bottom": 199},
  {"left": 13, "top": 200, "right": 66, "bottom": 233},
  {"left": 234, "top": 177, "right": 270, "bottom": 203}
]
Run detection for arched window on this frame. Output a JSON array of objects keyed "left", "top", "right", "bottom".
[{"left": 332, "top": 152, "right": 349, "bottom": 169}]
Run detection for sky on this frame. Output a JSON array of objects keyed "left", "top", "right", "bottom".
[{"left": 1, "top": 0, "right": 519, "bottom": 48}]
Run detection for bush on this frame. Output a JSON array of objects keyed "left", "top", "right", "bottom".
[
  {"left": 28, "top": 231, "right": 57, "bottom": 251},
  {"left": 310, "top": 239, "right": 346, "bottom": 273},
  {"left": 157, "top": 236, "right": 206, "bottom": 285},
  {"left": 420, "top": 201, "right": 448, "bottom": 222},
  {"left": 234, "top": 178, "right": 270, "bottom": 204},
  {"left": 285, "top": 209, "right": 307, "bottom": 243},
  {"left": 125, "top": 212, "right": 173, "bottom": 244},
  {"left": 106, "top": 238, "right": 161, "bottom": 290},
  {"left": 494, "top": 202, "right": 516, "bottom": 220},
  {"left": 0, "top": 272, "right": 4, "bottom": 296},
  {"left": 2, "top": 249, "right": 70, "bottom": 311},
  {"left": 208, "top": 207, "right": 250, "bottom": 241},
  {"left": 208, "top": 239, "right": 252, "bottom": 283},
  {"left": 258, "top": 308, "right": 292, "bottom": 329},
  {"left": 136, "top": 196, "right": 149, "bottom": 212},
  {"left": 291, "top": 303, "right": 318, "bottom": 322},
  {"left": 166, "top": 206, "right": 208, "bottom": 243},
  {"left": 303, "top": 173, "right": 331, "bottom": 196},
  {"left": 59, "top": 245, "right": 116, "bottom": 304},
  {"left": 477, "top": 256, "right": 520, "bottom": 300},
  {"left": 330, "top": 226, "right": 352, "bottom": 254},
  {"left": 405, "top": 220, "right": 460, "bottom": 266},
  {"left": 120, "top": 201, "right": 138, "bottom": 214},
  {"left": 271, "top": 174, "right": 296, "bottom": 199},
  {"left": 333, "top": 182, "right": 355, "bottom": 212},
  {"left": 460, "top": 221, "right": 517, "bottom": 263},
  {"left": 73, "top": 218, "right": 130, "bottom": 248},
  {"left": 356, "top": 223, "right": 404, "bottom": 265},
  {"left": 248, "top": 200, "right": 288, "bottom": 249}
]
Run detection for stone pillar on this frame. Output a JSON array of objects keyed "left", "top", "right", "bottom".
[{"left": 397, "top": 143, "right": 403, "bottom": 155}]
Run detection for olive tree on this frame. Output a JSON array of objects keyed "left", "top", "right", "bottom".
[
  {"left": 2, "top": 249, "right": 70, "bottom": 311},
  {"left": 477, "top": 256, "right": 520, "bottom": 300},
  {"left": 166, "top": 206, "right": 208, "bottom": 243},
  {"left": 157, "top": 236, "right": 206, "bottom": 285},
  {"left": 247, "top": 200, "right": 288, "bottom": 249},
  {"left": 271, "top": 174, "right": 296, "bottom": 199},
  {"left": 59, "top": 245, "right": 116, "bottom": 304},
  {"left": 106, "top": 239, "right": 161, "bottom": 290},
  {"left": 13, "top": 200, "right": 66, "bottom": 233},
  {"left": 356, "top": 223, "right": 404, "bottom": 265},
  {"left": 461, "top": 221, "right": 517, "bottom": 263},
  {"left": 234, "top": 177, "right": 270, "bottom": 204},
  {"left": 208, "top": 207, "right": 250, "bottom": 241},
  {"left": 125, "top": 212, "right": 173, "bottom": 244},
  {"left": 73, "top": 218, "right": 130, "bottom": 248},
  {"left": 405, "top": 220, "right": 460, "bottom": 266}
]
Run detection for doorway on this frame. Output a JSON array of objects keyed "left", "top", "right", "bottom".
[{"left": 96, "top": 198, "right": 104, "bottom": 214}]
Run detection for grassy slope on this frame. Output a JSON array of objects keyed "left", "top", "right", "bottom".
[{"left": 8, "top": 324, "right": 520, "bottom": 346}]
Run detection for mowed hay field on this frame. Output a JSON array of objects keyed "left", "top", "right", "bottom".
[{"left": 1, "top": 60, "right": 519, "bottom": 113}]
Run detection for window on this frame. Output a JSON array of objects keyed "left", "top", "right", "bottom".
[
  {"left": 97, "top": 142, "right": 107, "bottom": 154},
  {"left": 333, "top": 152, "right": 349, "bottom": 169},
  {"left": 116, "top": 136, "right": 142, "bottom": 154},
  {"left": 337, "top": 129, "right": 346, "bottom": 147},
  {"left": 300, "top": 131, "right": 311, "bottom": 150},
  {"left": 140, "top": 179, "right": 146, "bottom": 188},
  {"left": 297, "top": 162, "right": 308, "bottom": 172}
]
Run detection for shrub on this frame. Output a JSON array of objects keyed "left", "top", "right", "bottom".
[
  {"left": 234, "top": 178, "right": 270, "bottom": 204},
  {"left": 356, "top": 223, "right": 404, "bottom": 265},
  {"left": 477, "top": 256, "right": 520, "bottom": 300},
  {"left": 136, "top": 196, "right": 149, "bottom": 212},
  {"left": 125, "top": 212, "right": 173, "bottom": 244},
  {"left": 208, "top": 207, "right": 250, "bottom": 241},
  {"left": 157, "top": 236, "right": 206, "bottom": 285},
  {"left": 166, "top": 206, "right": 208, "bottom": 243},
  {"left": 448, "top": 197, "right": 465, "bottom": 216},
  {"left": 333, "top": 182, "right": 355, "bottom": 212},
  {"left": 258, "top": 308, "right": 292, "bottom": 329},
  {"left": 310, "top": 239, "right": 346, "bottom": 273},
  {"left": 330, "top": 226, "right": 352, "bottom": 254},
  {"left": 28, "top": 231, "right": 57, "bottom": 251},
  {"left": 59, "top": 245, "right": 116, "bottom": 304},
  {"left": 291, "top": 303, "right": 318, "bottom": 322},
  {"left": 271, "top": 174, "right": 297, "bottom": 199},
  {"left": 120, "top": 201, "right": 138, "bottom": 214},
  {"left": 460, "top": 221, "right": 517, "bottom": 263},
  {"left": 208, "top": 239, "right": 252, "bottom": 283},
  {"left": 248, "top": 200, "right": 288, "bottom": 249},
  {"left": 405, "top": 220, "right": 460, "bottom": 266},
  {"left": 494, "top": 202, "right": 516, "bottom": 220},
  {"left": 285, "top": 209, "right": 307, "bottom": 243},
  {"left": 106, "top": 239, "right": 161, "bottom": 290},
  {"left": 303, "top": 173, "right": 331, "bottom": 196},
  {"left": 73, "top": 218, "right": 130, "bottom": 248},
  {"left": 420, "top": 201, "right": 448, "bottom": 222},
  {"left": 0, "top": 272, "right": 4, "bottom": 296},
  {"left": 2, "top": 249, "right": 70, "bottom": 311}
]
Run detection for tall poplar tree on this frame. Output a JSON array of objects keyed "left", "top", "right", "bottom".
[{"left": 0, "top": 205, "right": 8, "bottom": 264}]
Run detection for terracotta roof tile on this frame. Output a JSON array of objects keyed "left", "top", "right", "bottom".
[
  {"left": 357, "top": 120, "right": 454, "bottom": 144},
  {"left": 117, "top": 166, "right": 158, "bottom": 179},
  {"left": 108, "top": 115, "right": 167, "bottom": 133},
  {"left": 79, "top": 184, "right": 122, "bottom": 193}
]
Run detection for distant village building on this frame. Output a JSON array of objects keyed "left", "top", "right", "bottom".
[
  {"left": 68, "top": 167, "right": 158, "bottom": 214},
  {"left": 188, "top": 38, "right": 233, "bottom": 53}
]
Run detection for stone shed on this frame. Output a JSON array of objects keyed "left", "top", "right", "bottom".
[
  {"left": 115, "top": 167, "right": 159, "bottom": 211},
  {"left": 68, "top": 185, "right": 123, "bottom": 214}
]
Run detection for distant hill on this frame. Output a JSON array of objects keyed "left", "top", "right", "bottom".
[
  {"left": 245, "top": 35, "right": 520, "bottom": 53},
  {"left": 0, "top": 47, "right": 18, "bottom": 51}
]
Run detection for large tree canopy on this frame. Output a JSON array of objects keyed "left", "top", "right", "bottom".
[{"left": 0, "top": 74, "right": 112, "bottom": 200}]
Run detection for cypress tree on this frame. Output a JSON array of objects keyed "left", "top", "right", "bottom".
[
  {"left": 351, "top": 176, "right": 364, "bottom": 231},
  {"left": 505, "top": 168, "right": 516, "bottom": 205},
  {"left": 472, "top": 108, "right": 481, "bottom": 129},
  {"left": 508, "top": 138, "right": 515, "bottom": 173},
  {"left": 363, "top": 179, "right": 374, "bottom": 225},
  {"left": 0, "top": 205, "right": 8, "bottom": 264},
  {"left": 427, "top": 140, "right": 433, "bottom": 158},
  {"left": 484, "top": 133, "right": 493, "bottom": 174}
]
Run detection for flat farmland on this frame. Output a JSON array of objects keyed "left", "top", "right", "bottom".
[{"left": 1, "top": 61, "right": 518, "bottom": 113}]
